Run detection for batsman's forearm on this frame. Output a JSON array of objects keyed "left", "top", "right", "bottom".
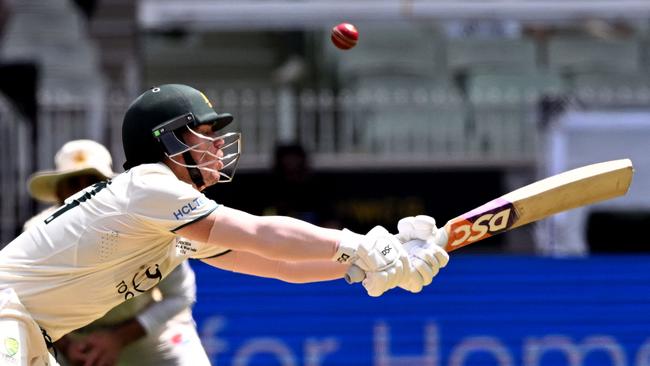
[
  {"left": 252, "top": 216, "right": 343, "bottom": 260},
  {"left": 204, "top": 250, "right": 349, "bottom": 283},
  {"left": 204, "top": 207, "right": 345, "bottom": 261},
  {"left": 276, "top": 260, "right": 349, "bottom": 283}
]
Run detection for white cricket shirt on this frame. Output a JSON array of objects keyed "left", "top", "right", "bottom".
[{"left": 0, "top": 163, "right": 226, "bottom": 341}]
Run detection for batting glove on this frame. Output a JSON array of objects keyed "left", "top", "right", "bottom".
[{"left": 396, "top": 215, "right": 449, "bottom": 293}]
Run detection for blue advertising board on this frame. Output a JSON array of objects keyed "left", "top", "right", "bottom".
[{"left": 191, "top": 255, "right": 650, "bottom": 366}]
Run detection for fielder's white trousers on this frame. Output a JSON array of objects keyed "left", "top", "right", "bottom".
[
  {"left": 0, "top": 288, "right": 58, "bottom": 366},
  {"left": 58, "top": 309, "right": 211, "bottom": 366}
]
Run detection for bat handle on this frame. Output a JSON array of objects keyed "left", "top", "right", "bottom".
[
  {"left": 345, "top": 264, "right": 366, "bottom": 284},
  {"left": 344, "top": 229, "right": 450, "bottom": 284}
]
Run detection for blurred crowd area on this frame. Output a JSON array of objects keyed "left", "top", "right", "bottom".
[{"left": 1, "top": 0, "right": 650, "bottom": 255}]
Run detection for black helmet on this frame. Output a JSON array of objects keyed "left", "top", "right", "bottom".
[{"left": 122, "top": 84, "right": 234, "bottom": 170}]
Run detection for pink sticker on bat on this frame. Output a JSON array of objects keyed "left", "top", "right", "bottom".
[{"left": 446, "top": 198, "right": 519, "bottom": 250}]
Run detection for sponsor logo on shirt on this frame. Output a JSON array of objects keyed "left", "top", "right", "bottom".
[
  {"left": 172, "top": 197, "right": 208, "bottom": 220},
  {"left": 1, "top": 337, "right": 18, "bottom": 363},
  {"left": 115, "top": 264, "right": 163, "bottom": 301}
]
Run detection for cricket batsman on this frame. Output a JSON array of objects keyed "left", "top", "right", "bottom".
[
  {"left": 0, "top": 84, "right": 447, "bottom": 365},
  {"left": 23, "top": 139, "right": 211, "bottom": 366}
]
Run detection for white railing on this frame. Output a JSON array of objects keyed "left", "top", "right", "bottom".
[
  {"left": 28, "top": 84, "right": 650, "bottom": 173},
  {"left": 202, "top": 86, "right": 541, "bottom": 170}
]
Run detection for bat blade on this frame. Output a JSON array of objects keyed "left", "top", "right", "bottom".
[
  {"left": 440, "top": 158, "right": 634, "bottom": 251},
  {"left": 344, "top": 159, "right": 633, "bottom": 284}
]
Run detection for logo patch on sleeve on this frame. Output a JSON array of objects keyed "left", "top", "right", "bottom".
[
  {"left": 176, "top": 239, "right": 198, "bottom": 256},
  {"left": 172, "top": 197, "right": 208, "bottom": 220},
  {"left": 2, "top": 337, "right": 19, "bottom": 357}
]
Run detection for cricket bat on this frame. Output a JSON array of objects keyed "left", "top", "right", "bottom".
[{"left": 346, "top": 158, "right": 634, "bottom": 283}]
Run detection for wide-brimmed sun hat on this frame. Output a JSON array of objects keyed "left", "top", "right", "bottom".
[{"left": 28, "top": 139, "right": 114, "bottom": 203}]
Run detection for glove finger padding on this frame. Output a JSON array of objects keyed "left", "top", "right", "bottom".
[
  {"left": 406, "top": 239, "right": 449, "bottom": 266},
  {"left": 363, "top": 271, "right": 390, "bottom": 297},
  {"left": 398, "top": 254, "right": 428, "bottom": 293},
  {"left": 360, "top": 261, "right": 400, "bottom": 291},
  {"left": 411, "top": 255, "right": 436, "bottom": 286},
  {"left": 397, "top": 215, "right": 438, "bottom": 243},
  {"left": 400, "top": 270, "right": 425, "bottom": 293},
  {"left": 354, "top": 226, "right": 409, "bottom": 297},
  {"left": 363, "top": 265, "right": 407, "bottom": 297},
  {"left": 398, "top": 239, "right": 449, "bottom": 293},
  {"left": 432, "top": 245, "right": 449, "bottom": 268}
]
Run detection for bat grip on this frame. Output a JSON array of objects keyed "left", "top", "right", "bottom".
[
  {"left": 345, "top": 264, "right": 365, "bottom": 284},
  {"left": 344, "top": 229, "right": 450, "bottom": 284}
]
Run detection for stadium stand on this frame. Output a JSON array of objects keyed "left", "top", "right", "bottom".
[
  {"left": 333, "top": 23, "right": 445, "bottom": 82},
  {"left": 546, "top": 35, "right": 641, "bottom": 73},
  {"left": 339, "top": 75, "right": 467, "bottom": 158},
  {"left": 466, "top": 71, "right": 566, "bottom": 159},
  {"left": 0, "top": 0, "right": 107, "bottom": 162},
  {"left": 446, "top": 37, "right": 538, "bottom": 73}
]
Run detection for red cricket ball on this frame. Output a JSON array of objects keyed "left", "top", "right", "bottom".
[{"left": 331, "top": 23, "right": 359, "bottom": 50}]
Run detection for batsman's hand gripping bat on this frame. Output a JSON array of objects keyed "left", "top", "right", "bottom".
[{"left": 346, "top": 158, "right": 634, "bottom": 283}]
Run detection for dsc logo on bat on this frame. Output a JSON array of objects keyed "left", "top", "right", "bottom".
[{"left": 448, "top": 202, "right": 517, "bottom": 248}]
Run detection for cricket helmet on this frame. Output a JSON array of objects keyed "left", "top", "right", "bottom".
[{"left": 122, "top": 84, "right": 241, "bottom": 185}]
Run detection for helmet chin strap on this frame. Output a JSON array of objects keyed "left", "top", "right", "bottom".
[{"left": 182, "top": 151, "right": 206, "bottom": 189}]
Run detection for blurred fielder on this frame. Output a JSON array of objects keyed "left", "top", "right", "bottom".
[
  {"left": 0, "top": 84, "right": 448, "bottom": 365},
  {"left": 23, "top": 139, "right": 210, "bottom": 366}
]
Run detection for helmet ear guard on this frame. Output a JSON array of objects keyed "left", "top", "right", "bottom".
[{"left": 152, "top": 113, "right": 197, "bottom": 155}]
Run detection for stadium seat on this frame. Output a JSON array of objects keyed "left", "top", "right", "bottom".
[
  {"left": 142, "top": 31, "right": 279, "bottom": 85},
  {"left": 547, "top": 36, "right": 641, "bottom": 73},
  {"left": 446, "top": 38, "right": 538, "bottom": 74},
  {"left": 339, "top": 75, "right": 467, "bottom": 156},
  {"left": 333, "top": 23, "right": 445, "bottom": 82}
]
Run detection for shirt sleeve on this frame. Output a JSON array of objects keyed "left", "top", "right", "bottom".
[
  {"left": 136, "top": 261, "right": 197, "bottom": 334},
  {"left": 127, "top": 164, "right": 219, "bottom": 232}
]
